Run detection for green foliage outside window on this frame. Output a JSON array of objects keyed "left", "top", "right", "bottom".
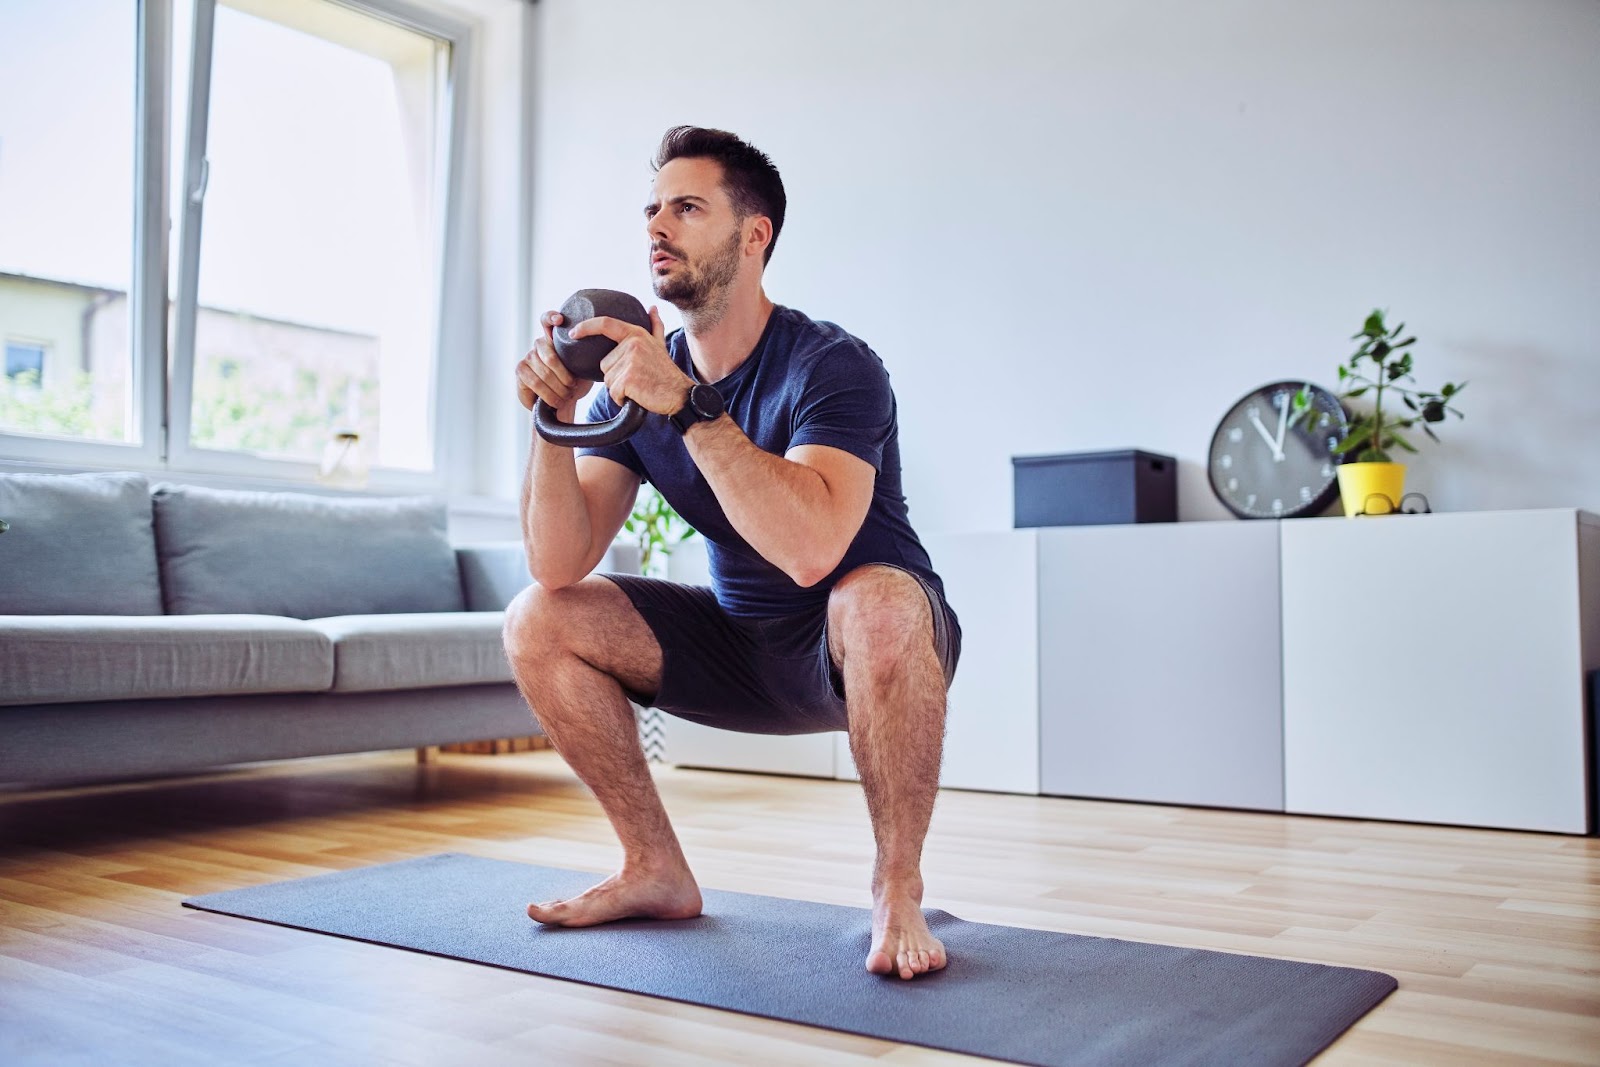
[
  {"left": 0, "top": 370, "right": 119, "bottom": 439},
  {"left": 0, "top": 364, "right": 376, "bottom": 462}
]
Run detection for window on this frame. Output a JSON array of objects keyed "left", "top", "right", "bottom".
[
  {"left": 5, "top": 342, "right": 47, "bottom": 384},
  {"left": 0, "top": 0, "right": 471, "bottom": 486},
  {"left": 0, "top": 1, "right": 137, "bottom": 443}
]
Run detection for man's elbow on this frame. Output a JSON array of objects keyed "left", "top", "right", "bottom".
[
  {"left": 527, "top": 554, "right": 581, "bottom": 592},
  {"left": 789, "top": 546, "right": 848, "bottom": 589}
]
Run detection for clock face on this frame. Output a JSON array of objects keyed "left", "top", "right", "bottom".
[{"left": 1208, "top": 381, "right": 1349, "bottom": 519}]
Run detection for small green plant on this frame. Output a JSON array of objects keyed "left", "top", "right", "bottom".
[
  {"left": 1332, "top": 309, "right": 1465, "bottom": 463},
  {"left": 624, "top": 484, "right": 695, "bottom": 574}
]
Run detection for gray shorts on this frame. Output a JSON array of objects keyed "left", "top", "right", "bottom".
[{"left": 599, "top": 567, "right": 961, "bottom": 736}]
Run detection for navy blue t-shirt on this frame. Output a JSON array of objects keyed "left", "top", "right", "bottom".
[{"left": 578, "top": 305, "right": 946, "bottom": 619}]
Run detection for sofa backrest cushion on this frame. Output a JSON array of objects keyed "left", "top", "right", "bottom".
[
  {"left": 0, "top": 471, "right": 165, "bottom": 615},
  {"left": 153, "top": 484, "right": 466, "bottom": 618}
]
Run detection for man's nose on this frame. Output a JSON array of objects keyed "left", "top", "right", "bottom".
[{"left": 647, "top": 211, "right": 672, "bottom": 244}]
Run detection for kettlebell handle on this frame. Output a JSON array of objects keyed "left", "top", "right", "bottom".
[{"left": 534, "top": 288, "right": 652, "bottom": 448}]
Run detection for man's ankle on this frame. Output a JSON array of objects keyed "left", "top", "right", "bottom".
[{"left": 872, "top": 870, "right": 925, "bottom": 903}]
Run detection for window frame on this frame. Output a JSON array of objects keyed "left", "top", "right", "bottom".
[{"left": 0, "top": 0, "right": 476, "bottom": 494}]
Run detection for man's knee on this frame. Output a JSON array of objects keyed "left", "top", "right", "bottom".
[
  {"left": 827, "top": 565, "right": 933, "bottom": 670},
  {"left": 502, "top": 582, "right": 567, "bottom": 669}
]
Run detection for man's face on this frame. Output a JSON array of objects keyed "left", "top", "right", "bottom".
[{"left": 644, "top": 157, "right": 746, "bottom": 312}]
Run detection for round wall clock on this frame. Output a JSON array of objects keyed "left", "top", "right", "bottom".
[{"left": 1208, "top": 381, "right": 1349, "bottom": 519}]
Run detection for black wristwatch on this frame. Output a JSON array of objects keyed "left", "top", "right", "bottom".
[{"left": 669, "top": 382, "right": 725, "bottom": 435}]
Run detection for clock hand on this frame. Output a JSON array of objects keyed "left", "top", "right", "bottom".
[
  {"left": 1248, "top": 410, "right": 1285, "bottom": 461},
  {"left": 1273, "top": 392, "right": 1290, "bottom": 456}
]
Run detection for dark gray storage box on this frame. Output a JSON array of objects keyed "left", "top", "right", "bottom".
[{"left": 1013, "top": 450, "right": 1177, "bottom": 527}]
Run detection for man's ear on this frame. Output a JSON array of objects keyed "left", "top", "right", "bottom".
[{"left": 745, "top": 216, "right": 773, "bottom": 260}]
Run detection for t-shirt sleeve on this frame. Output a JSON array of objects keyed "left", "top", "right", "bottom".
[
  {"left": 787, "top": 341, "right": 894, "bottom": 472},
  {"left": 574, "top": 386, "right": 647, "bottom": 480}
]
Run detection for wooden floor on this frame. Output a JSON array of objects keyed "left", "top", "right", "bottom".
[{"left": 1, "top": 750, "right": 1597, "bottom": 1066}]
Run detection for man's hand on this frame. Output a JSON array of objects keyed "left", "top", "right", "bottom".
[
  {"left": 516, "top": 310, "right": 587, "bottom": 419},
  {"left": 569, "top": 306, "right": 694, "bottom": 415}
]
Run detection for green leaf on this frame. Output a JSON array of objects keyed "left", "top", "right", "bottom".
[
  {"left": 1387, "top": 430, "right": 1420, "bottom": 453},
  {"left": 1402, "top": 395, "right": 1418, "bottom": 411},
  {"left": 1358, "top": 447, "right": 1391, "bottom": 463},
  {"left": 1362, "top": 310, "right": 1386, "bottom": 337},
  {"left": 1423, "top": 424, "right": 1439, "bottom": 442},
  {"left": 1343, "top": 385, "right": 1370, "bottom": 398},
  {"left": 1333, "top": 422, "right": 1374, "bottom": 454}
]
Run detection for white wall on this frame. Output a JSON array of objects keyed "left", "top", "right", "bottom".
[{"left": 526, "top": 0, "right": 1600, "bottom": 530}]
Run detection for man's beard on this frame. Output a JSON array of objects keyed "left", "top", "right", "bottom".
[{"left": 652, "top": 226, "right": 742, "bottom": 325}]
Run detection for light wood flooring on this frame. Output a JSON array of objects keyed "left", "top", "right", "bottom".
[{"left": 1, "top": 749, "right": 1597, "bottom": 1066}]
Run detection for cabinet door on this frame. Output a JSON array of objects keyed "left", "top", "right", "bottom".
[
  {"left": 1281, "top": 510, "right": 1590, "bottom": 833},
  {"left": 836, "top": 530, "right": 1041, "bottom": 793},
  {"left": 1037, "top": 522, "right": 1284, "bottom": 811}
]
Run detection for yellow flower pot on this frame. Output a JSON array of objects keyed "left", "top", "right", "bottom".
[{"left": 1336, "top": 462, "right": 1406, "bottom": 517}]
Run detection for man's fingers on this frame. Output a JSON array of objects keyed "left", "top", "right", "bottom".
[
  {"left": 518, "top": 354, "right": 578, "bottom": 410},
  {"left": 540, "top": 310, "right": 564, "bottom": 345},
  {"left": 567, "top": 315, "right": 635, "bottom": 343},
  {"left": 649, "top": 306, "right": 665, "bottom": 341},
  {"left": 534, "top": 338, "right": 575, "bottom": 388}
]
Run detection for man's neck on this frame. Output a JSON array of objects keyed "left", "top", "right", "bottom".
[{"left": 682, "top": 287, "right": 775, "bottom": 384}]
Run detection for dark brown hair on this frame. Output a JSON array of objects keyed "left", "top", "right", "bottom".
[{"left": 654, "top": 126, "right": 786, "bottom": 265}]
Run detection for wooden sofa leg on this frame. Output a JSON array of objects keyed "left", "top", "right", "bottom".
[{"left": 416, "top": 745, "right": 437, "bottom": 764}]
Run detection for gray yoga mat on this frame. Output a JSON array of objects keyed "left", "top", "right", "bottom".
[{"left": 183, "top": 853, "right": 1395, "bottom": 1067}]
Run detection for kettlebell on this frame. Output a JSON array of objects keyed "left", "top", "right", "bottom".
[{"left": 533, "top": 289, "right": 652, "bottom": 447}]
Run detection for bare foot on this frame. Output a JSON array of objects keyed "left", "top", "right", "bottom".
[
  {"left": 866, "top": 887, "right": 947, "bottom": 980},
  {"left": 527, "top": 865, "right": 702, "bottom": 927}
]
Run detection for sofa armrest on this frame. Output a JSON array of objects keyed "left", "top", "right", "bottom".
[{"left": 455, "top": 541, "right": 644, "bottom": 611}]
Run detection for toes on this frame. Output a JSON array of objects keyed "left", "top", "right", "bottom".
[
  {"left": 866, "top": 949, "right": 894, "bottom": 975},
  {"left": 527, "top": 898, "right": 564, "bottom": 923}
]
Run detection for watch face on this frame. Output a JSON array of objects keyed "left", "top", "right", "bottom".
[
  {"left": 1208, "top": 381, "right": 1349, "bottom": 519},
  {"left": 690, "top": 383, "right": 724, "bottom": 419}
]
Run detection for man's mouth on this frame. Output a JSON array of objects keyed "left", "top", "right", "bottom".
[{"left": 651, "top": 248, "right": 682, "bottom": 269}]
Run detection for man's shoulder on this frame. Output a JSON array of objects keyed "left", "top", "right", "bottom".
[{"left": 773, "top": 305, "right": 868, "bottom": 355}]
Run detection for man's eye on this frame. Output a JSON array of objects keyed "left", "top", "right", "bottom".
[{"left": 680, "top": 203, "right": 696, "bottom": 213}]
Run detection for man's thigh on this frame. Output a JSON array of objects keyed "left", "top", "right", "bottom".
[{"left": 601, "top": 574, "right": 843, "bottom": 735}]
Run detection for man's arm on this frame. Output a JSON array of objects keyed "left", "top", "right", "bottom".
[
  {"left": 570, "top": 310, "right": 877, "bottom": 587},
  {"left": 520, "top": 442, "right": 640, "bottom": 590},
  {"left": 515, "top": 310, "right": 642, "bottom": 590},
  {"left": 682, "top": 421, "right": 873, "bottom": 587}
]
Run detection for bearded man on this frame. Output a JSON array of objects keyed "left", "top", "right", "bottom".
[{"left": 507, "top": 126, "right": 960, "bottom": 980}]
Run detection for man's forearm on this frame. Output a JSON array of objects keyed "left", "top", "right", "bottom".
[
  {"left": 683, "top": 415, "right": 846, "bottom": 586},
  {"left": 520, "top": 434, "right": 598, "bottom": 588}
]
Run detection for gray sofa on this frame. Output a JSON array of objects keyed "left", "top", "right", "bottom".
[{"left": 0, "top": 471, "right": 634, "bottom": 787}]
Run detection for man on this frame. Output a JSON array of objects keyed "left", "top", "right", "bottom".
[{"left": 506, "top": 127, "right": 960, "bottom": 981}]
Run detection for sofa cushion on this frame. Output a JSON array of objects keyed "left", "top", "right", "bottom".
[
  {"left": 307, "top": 612, "right": 514, "bottom": 692},
  {"left": 0, "top": 615, "right": 335, "bottom": 706},
  {"left": 0, "top": 472, "right": 164, "bottom": 616},
  {"left": 153, "top": 485, "right": 466, "bottom": 619}
]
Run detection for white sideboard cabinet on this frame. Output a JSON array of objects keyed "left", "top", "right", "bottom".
[
  {"left": 1280, "top": 509, "right": 1599, "bottom": 833},
  {"left": 1035, "top": 521, "right": 1285, "bottom": 811}
]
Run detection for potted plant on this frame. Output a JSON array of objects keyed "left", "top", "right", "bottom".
[
  {"left": 1332, "top": 309, "right": 1465, "bottom": 515},
  {"left": 623, "top": 484, "right": 696, "bottom": 577}
]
